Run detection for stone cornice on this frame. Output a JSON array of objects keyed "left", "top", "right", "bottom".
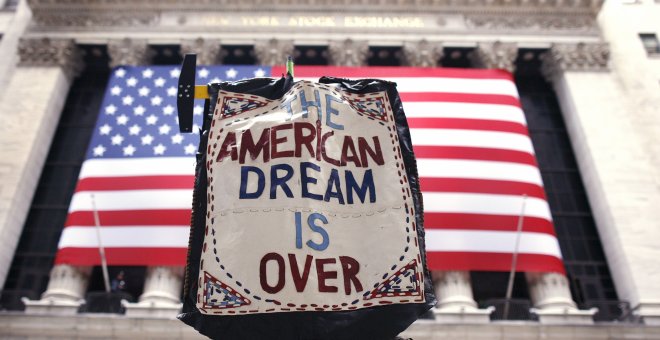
[
  {"left": 27, "top": 0, "right": 603, "bottom": 14},
  {"left": 17, "top": 37, "right": 83, "bottom": 80}
]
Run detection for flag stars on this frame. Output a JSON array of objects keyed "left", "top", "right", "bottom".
[
  {"left": 99, "top": 124, "right": 112, "bottom": 135},
  {"left": 169, "top": 68, "right": 181, "bottom": 78},
  {"left": 122, "top": 95, "right": 134, "bottom": 106},
  {"left": 128, "top": 124, "right": 141, "bottom": 135},
  {"left": 111, "top": 134, "right": 124, "bottom": 145},
  {"left": 151, "top": 95, "right": 163, "bottom": 106},
  {"left": 110, "top": 86, "right": 122, "bottom": 96},
  {"left": 154, "top": 77, "right": 166, "bottom": 87},
  {"left": 171, "top": 134, "right": 184, "bottom": 144},
  {"left": 198, "top": 68, "right": 210, "bottom": 78},
  {"left": 153, "top": 143, "right": 167, "bottom": 155},
  {"left": 138, "top": 86, "right": 150, "bottom": 97},
  {"left": 126, "top": 77, "right": 138, "bottom": 87},
  {"left": 123, "top": 144, "right": 136, "bottom": 156},
  {"left": 105, "top": 104, "right": 117, "bottom": 115},
  {"left": 146, "top": 114, "right": 158, "bottom": 125},
  {"left": 142, "top": 68, "right": 154, "bottom": 78},
  {"left": 184, "top": 143, "right": 196, "bottom": 155},
  {"left": 193, "top": 105, "right": 203, "bottom": 115},
  {"left": 141, "top": 134, "right": 154, "bottom": 145},
  {"left": 116, "top": 114, "right": 129, "bottom": 125},
  {"left": 167, "top": 86, "right": 177, "bottom": 97},
  {"left": 93, "top": 144, "right": 107, "bottom": 157},
  {"left": 254, "top": 68, "right": 266, "bottom": 77},
  {"left": 133, "top": 105, "right": 146, "bottom": 116},
  {"left": 162, "top": 105, "right": 175, "bottom": 115},
  {"left": 114, "top": 68, "right": 126, "bottom": 78},
  {"left": 226, "top": 68, "right": 238, "bottom": 79},
  {"left": 158, "top": 124, "right": 172, "bottom": 135}
]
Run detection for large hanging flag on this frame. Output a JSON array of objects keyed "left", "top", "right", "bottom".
[{"left": 55, "top": 65, "right": 562, "bottom": 274}]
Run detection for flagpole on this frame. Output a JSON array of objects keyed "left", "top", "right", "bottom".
[
  {"left": 503, "top": 194, "right": 527, "bottom": 320},
  {"left": 90, "top": 193, "right": 111, "bottom": 293}
]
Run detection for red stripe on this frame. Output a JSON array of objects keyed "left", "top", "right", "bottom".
[
  {"left": 55, "top": 247, "right": 187, "bottom": 266},
  {"left": 400, "top": 92, "right": 520, "bottom": 107},
  {"left": 65, "top": 210, "right": 191, "bottom": 227},
  {"left": 271, "top": 66, "right": 514, "bottom": 80},
  {"left": 423, "top": 213, "right": 555, "bottom": 235},
  {"left": 420, "top": 178, "right": 546, "bottom": 200},
  {"left": 76, "top": 175, "right": 194, "bottom": 192},
  {"left": 413, "top": 146, "right": 537, "bottom": 166},
  {"left": 408, "top": 118, "right": 528, "bottom": 136},
  {"left": 427, "top": 252, "right": 565, "bottom": 274}
]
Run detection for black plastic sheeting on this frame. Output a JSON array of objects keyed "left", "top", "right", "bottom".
[{"left": 178, "top": 75, "right": 436, "bottom": 340}]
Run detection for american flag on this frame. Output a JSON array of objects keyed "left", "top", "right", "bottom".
[{"left": 55, "top": 65, "right": 563, "bottom": 274}]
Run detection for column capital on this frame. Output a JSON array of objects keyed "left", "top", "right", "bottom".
[
  {"left": 403, "top": 40, "right": 443, "bottom": 67},
  {"left": 180, "top": 38, "right": 222, "bottom": 65},
  {"left": 470, "top": 41, "right": 518, "bottom": 73},
  {"left": 107, "top": 38, "right": 154, "bottom": 68},
  {"left": 541, "top": 42, "right": 610, "bottom": 81},
  {"left": 18, "top": 37, "right": 83, "bottom": 80},
  {"left": 253, "top": 39, "right": 294, "bottom": 67},
  {"left": 328, "top": 39, "right": 369, "bottom": 67}
]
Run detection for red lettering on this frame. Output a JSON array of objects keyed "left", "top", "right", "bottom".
[
  {"left": 216, "top": 131, "right": 238, "bottom": 162},
  {"left": 339, "top": 256, "right": 363, "bottom": 294},
  {"left": 315, "top": 120, "right": 322, "bottom": 162},
  {"left": 358, "top": 136, "right": 384, "bottom": 167},
  {"left": 316, "top": 258, "right": 338, "bottom": 293},
  {"left": 288, "top": 254, "right": 313, "bottom": 292},
  {"left": 239, "top": 128, "right": 270, "bottom": 164},
  {"left": 320, "top": 131, "right": 340, "bottom": 166},
  {"left": 260, "top": 253, "right": 285, "bottom": 294},
  {"left": 271, "top": 123, "right": 294, "bottom": 159},
  {"left": 340, "top": 136, "right": 362, "bottom": 167},
  {"left": 294, "top": 122, "right": 316, "bottom": 159}
]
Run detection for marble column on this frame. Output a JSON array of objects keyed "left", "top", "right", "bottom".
[
  {"left": 23, "top": 265, "right": 91, "bottom": 315},
  {"left": 328, "top": 39, "right": 369, "bottom": 67},
  {"left": 180, "top": 38, "right": 222, "bottom": 65},
  {"left": 123, "top": 266, "right": 183, "bottom": 318},
  {"left": 432, "top": 271, "right": 493, "bottom": 323},
  {"left": 107, "top": 38, "right": 154, "bottom": 68},
  {"left": 403, "top": 40, "right": 443, "bottom": 67},
  {"left": 526, "top": 272, "right": 596, "bottom": 324},
  {"left": 470, "top": 41, "right": 518, "bottom": 73},
  {"left": 254, "top": 39, "right": 294, "bottom": 66},
  {"left": 0, "top": 38, "right": 82, "bottom": 289}
]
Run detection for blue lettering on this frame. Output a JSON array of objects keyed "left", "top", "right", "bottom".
[
  {"left": 239, "top": 166, "right": 265, "bottom": 199},
  {"left": 306, "top": 213, "right": 329, "bottom": 251},
  {"left": 270, "top": 163, "right": 294, "bottom": 199},
  {"left": 346, "top": 169, "right": 376, "bottom": 204},
  {"left": 300, "top": 162, "right": 323, "bottom": 201},
  {"left": 325, "top": 94, "right": 344, "bottom": 130}
]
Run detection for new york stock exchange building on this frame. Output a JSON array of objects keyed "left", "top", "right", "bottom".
[{"left": 0, "top": 0, "right": 659, "bottom": 338}]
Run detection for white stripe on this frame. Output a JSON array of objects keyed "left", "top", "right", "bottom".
[
  {"left": 69, "top": 189, "right": 193, "bottom": 213},
  {"left": 417, "top": 159, "right": 543, "bottom": 186},
  {"left": 403, "top": 102, "right": 527, "bottom": 126},
  {"left": 298, "top": 77, "right": 519, "bottom": 98},
  {"left": 79, "top": 157, "right": 195, "bottom": 179},
  {"left": 423, "top": 192, "right": 552, "bottom": 221},
  {"left": 58, "top": 227, "right": 190, "bottom": 248},
  {"left": 410, "top": 129, "right": 534, "bottom": 154},
  {"left": 425, "top": 229, "right": 562, "bottom": 258}
]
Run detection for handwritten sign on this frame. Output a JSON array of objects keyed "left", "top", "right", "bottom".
[{"left": 196, "top": 80, "right": 425, "bottom": 315}]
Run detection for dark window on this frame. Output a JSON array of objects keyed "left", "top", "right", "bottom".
[
  {"left": 515, "top": 49, "right": 620, "bottom": 319},
  {"left": 367, "top": 46, "right": 403, "bottom": 66},
  {"left": 440, "top": 47, "right": 474, "bottom": 68},
  {"left": 293, "top": 45, "right": 329, "bottom": 65},
  {"left": 151, "top": 45, "right": 182, "bottom": 65},
  {"left": 221, "top": 45, "right": 257, "bottom": 65},
  {"left": 1, "top": 45, "right": 110, "bottom": 310},
  {"left": 639, "top": 33, "right": 660, "bottom": 55}
]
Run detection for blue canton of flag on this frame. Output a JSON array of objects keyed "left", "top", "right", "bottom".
[{"left": 89, "top": 65, "right": 272, "bottom": 159}]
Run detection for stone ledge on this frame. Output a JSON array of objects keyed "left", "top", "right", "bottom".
[{"left": 1, "top": 312, "right": 660, "bottom": 339}]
